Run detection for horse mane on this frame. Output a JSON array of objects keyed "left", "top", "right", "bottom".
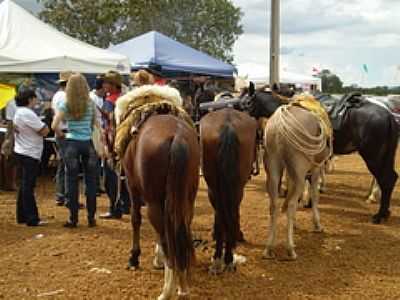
[{"left": 115, "top": 85, "right": 183, "bottom": 125}]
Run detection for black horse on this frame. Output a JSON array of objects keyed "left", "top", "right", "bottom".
[{"left": 242, "top": 82, "right": 398, "bottom": 224}]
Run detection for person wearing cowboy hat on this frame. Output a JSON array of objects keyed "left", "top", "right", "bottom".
[
  {"left": 100, "top": 70, "right": 130, "bottom": 219},
  {"left": 51, "top": 71, "right": 73, "bottom": 206}
]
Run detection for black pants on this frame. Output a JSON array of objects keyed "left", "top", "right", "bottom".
[
  {"left": 15, "top": 153, "right": 40, "bottom": 226},
  {"left": 104, "top": 162, "right": 130, "bottom": 216}
]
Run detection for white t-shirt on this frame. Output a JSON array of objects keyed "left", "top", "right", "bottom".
[
  {"left": 14, "top": 107, "right": 46, "bottom": 160},
  {"left": 5, "top": 99, "right": 17, "bottom": 121},
  {"left": 90, "top": 90, "right": 104, "bottom": 126},
  {"left": 51, "top": 90, "right": 67, "bottom": 130}
]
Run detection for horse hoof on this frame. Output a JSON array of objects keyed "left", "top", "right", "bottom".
[
  {"left": 177, "top": 292, "right": 190, "bottom": 300},
  {"left": 262, "top": 248, "right": 276, "bottom": 260},
  {"left": 372, "top": 211, "right": 391, "bottom": 224},
  {"left": 287, "top": 250, "right": 297, "bottom": 261},
  {"left": 313, "top": 226, "right": 324, "bottom": 233},
  {"left": 209, "top": 259, "right": 224, "bottom": 275},
  {"left": 224, "top": 263, "right": 237, "bottom": 273},
  {"left": 126, "top": 264, "right": 140, "bottom": 271}
]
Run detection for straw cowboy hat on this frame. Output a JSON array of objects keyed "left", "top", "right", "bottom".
[
  {"left": 57, "top": 71, "right": 73, "bottom": 83},
  {"left": 103, "top": 70, "right": 123, "bottom": 87},
  {"left": 130, "top": 69, "right": 155, "bottom": 87}
]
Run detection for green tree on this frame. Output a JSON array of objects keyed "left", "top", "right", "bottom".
[
  {"left": 319, "top": 69, "right": 343, "bottom": 93},
  {"left": 38, "top": 0, "right": 243, "bottom": 63}
]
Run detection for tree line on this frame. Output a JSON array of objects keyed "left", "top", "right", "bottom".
[
  {"left": 318, "top": 69, "right": 399, "bottom": 96},
  {"left": 38, "top": 0, "right": 243, "bottom": 63}
]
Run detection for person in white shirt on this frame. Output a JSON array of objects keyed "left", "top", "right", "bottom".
[
  {"left": 13, "top": 88, "right": 49, "bottom": 226},
  {"left": 51, "top": 71, "right": 72, "bottom": 206}
]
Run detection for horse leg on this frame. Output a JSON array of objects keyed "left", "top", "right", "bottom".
[
  {"left": 153, "top": 242, "right": 165, "bottom": 270},
  {"left": 263, "top": 160, "right": 282, "bottom": 259},
  {"left": 209, "top": 212, "right": 224, "bottom": 275},
  {"left": 177, "top": 270, "right": 190, "bottom": 299},
  {"left": 158, "top": 264, "right": 176, "bottom": 300},
  {"left": 128, "top": 198, "right": 142, "bottom": 269},
  {"left": 310, "top": 169, "right": 323, "bottom": 233},
  {"left": 360, "top": 153, "right": 397, "bottom": 223},
  {"left": 366, "top": 177, "right": 380, "bottom": 204},
  {"left": 285, "top": 178, "right": 303, "bottom": 260},
  {"left": 224, "top": 195, "right": 241, "bottom": 272},
  {"left": 319, "top": 165, "right": 327, "bottom": 193}
]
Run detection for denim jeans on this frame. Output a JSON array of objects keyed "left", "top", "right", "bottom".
[
  {"left": 15, "top": 153, "right": 40, "bottom": 225},
  {"left": 104, "top": 162, "right": 130, "bottom": 216},
  {"left": 55, "top": 137, "right": 66, "bottom": 202},
  {"left": 64, "top": 140, "right": 98, "bottom": 223}
]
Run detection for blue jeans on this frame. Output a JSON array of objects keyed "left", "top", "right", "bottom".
[
  {"left": 64, "top": 140, "right": 98, "bottom": 223},
  {"left": 15, "top": 153, "right": 40, "bottom": 225},
  {"left": 55, "top": 137, "right": 66, "bottom": 202}
]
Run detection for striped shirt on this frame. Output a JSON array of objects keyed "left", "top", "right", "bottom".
[{"left": 59, "top": 101, "right": 94, "bottom": 141}]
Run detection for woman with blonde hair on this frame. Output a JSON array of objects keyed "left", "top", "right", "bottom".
[{"left": 52, "top": 73, "right": 99, "bottom": 228}]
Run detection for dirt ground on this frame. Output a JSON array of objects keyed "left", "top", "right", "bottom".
[{"left": 1, "top": 152, "right": 400, "bottom": 300}]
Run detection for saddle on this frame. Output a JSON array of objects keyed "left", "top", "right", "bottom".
[
  {"left": 315, "top": 92, "right": 364, "bottom": 130},
  {"left": 114, "top": 85, "right": 194, "bottom": 162},
  {"left": 198, "top": 97, "right": 243, "bottom": 115}
]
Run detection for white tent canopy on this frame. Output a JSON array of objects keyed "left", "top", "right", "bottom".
[
  {"left": 0, "top": 0, "right": 130, "bottom": 74},
  {"left": 237, "top": 63, "right": 322, "bottom": 90}
]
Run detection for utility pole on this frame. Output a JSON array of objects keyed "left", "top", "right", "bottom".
[{"left": 270, "top": 0, "right": 280, "bottom": 88}]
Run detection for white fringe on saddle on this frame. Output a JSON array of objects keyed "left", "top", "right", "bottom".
[
  {"left": 115, "top": 85, "right": 183, "bottom": 125},
  {"left": 266, "top": 105, "right": 329, "bottom": 166}
]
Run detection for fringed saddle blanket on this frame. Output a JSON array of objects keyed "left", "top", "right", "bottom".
[
  {"left": 289, "top": 94, "right": 332, "bottom": 140},
  {"left": 114, "top": 85, "right": 194, "bottom": 160}
]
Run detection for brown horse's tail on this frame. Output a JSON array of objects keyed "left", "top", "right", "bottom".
[
  {"left": 216, "top": 124, "right": 240, "bottom": 248},
  {"left": 164, "top": 136, "right": 194, "bottom": 273}
]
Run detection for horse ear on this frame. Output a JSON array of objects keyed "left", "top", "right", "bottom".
[
  {"left": 272, "top": 83, "right": 279, "bottom": 93},
  {"left": 249, "top": 81, "right": 255, "bottom": 96}
]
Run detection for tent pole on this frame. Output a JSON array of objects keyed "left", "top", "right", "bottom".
[{"left": 270, "top": 0, "right": 280, "bottom": 88}]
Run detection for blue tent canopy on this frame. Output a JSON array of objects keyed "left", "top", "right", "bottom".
[{"left": 109, "top": 31, "right": 236, "bottom": 78}]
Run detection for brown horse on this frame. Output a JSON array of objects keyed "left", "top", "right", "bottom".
[
  {"left": 122, "top": 114, "right": 200, "bottom": 300},
  {"left": 200, "top": 108, "right": 257, "bottom": 274}
]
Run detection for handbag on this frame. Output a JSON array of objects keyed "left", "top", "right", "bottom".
[
  {"left": 1, "top": 121, "right": 15, "bottom": 159},
  {"left": 92, "top": 123, "right": 105, "bottom": 158}
]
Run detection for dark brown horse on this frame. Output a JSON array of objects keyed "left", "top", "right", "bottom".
[
  {"left": 200, "top": 108, "right": 257, "bottom": 274},
  {"left": 122, "top": 114, "right": 200, "bottom": 300}
]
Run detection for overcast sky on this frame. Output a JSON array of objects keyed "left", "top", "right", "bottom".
[
  {"left": 6, "top": 0, "right": 400, "bottom": 87},
  {"left": 231, "top": 0, "right": 400, "bottom": 87}
]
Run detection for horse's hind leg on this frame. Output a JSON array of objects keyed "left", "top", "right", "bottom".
[
  {"left": 361, "top": 152, "right": 398, "bottom": 223},
  {"left": 128, "top": 198, "right": 142, "bottom": 269},
  {"left": 153, "top": 242, "right": 165, "bottom": 270},
  {"left": 310, "top": 169, "right": 323, "bottom": 232},
  {"left": 210, "top": 212, "right": 224, "bottom": 275},
  {"left": 177, "top": 270, "right": 190, "bottom": 299},
  {"left": 158, "top": 264, "right": 176, "bottom": 300},
  {"left": 285, "top": 163, "right": 307, "bottom": 260},
  {"left": 263, "top": 159, "right": 282, "bottom": 259}
]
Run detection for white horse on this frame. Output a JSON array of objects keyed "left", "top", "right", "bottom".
[{"left": 263, "top": 104, "right": 331, "bottom": 260}]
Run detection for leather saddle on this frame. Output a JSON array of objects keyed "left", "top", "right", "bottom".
[
  {"left": 199, "top": 97, "right": 243, "bottom": 116},
  {"left": 315, "top": 92, "right": 364, "bottom": 130}
]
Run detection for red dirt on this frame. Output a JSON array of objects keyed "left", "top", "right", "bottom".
[{"left": 1, "top": 152, "right": 400, "bottom": 299}]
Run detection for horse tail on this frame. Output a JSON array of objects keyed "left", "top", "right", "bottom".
[
  {"left": 164, "top": 135, "right": 194, "bottom": 273},
  {"left": 216, "top": 123, "right": 240, "bottom": 248}
]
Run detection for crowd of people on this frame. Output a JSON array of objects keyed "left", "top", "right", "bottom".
[{"left": 8, "top": 69, "right": 157, "bottom": 227}]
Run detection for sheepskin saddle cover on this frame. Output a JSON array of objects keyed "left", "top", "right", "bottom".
[{"left": 114, "top": 85, "right": 194, "bottom": 160}]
